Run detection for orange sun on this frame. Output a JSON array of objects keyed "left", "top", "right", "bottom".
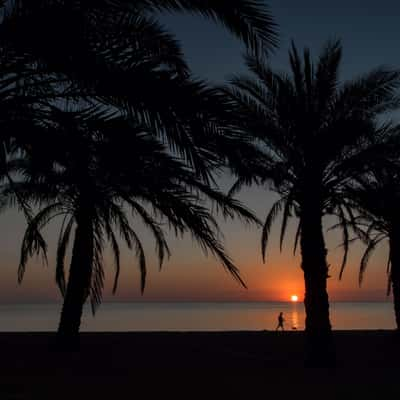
[{"left": 291, "top": 295, "right": 299, "bottom": 302}]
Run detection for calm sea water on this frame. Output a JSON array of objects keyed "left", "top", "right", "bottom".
[{"left": 0, "top": 302, "right": 396, "bottom": 332}]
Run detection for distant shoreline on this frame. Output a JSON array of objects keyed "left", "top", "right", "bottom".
[
  {"left": 0, "top": 302, "right": 396, "bottom": 331},
  {"left": 0, "top": 300, "right": 394, "bottom": 305},
  {"left": 0, "top": 329, "right": 396, "bottom": 333}
]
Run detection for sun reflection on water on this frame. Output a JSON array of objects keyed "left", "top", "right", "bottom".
[{"left": 291, "top": 302, "right": 299, "bottom": 330}]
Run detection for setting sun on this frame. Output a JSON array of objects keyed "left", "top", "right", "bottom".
[{"left": 291, "top": 295, "right": 299, "bottom": 302}]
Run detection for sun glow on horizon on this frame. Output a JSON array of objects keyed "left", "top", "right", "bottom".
[{"left": 291, "top": 295, "right": 299, "bottom": 302}]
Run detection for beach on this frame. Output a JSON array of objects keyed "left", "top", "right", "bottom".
[{"left": 1, "top": 331, "right": 399, "bottom": 399}]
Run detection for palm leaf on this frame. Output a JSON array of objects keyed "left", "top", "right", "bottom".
[
  {"left": 293, "top": 220, "right": 301, "bottom": 256},
  {"left": 359, "top": 239, "right": 379, "bottom": 287},
  {"left": 18, "top": 203, "right": 65, "bottom": 283},
  {"left": 129, "top": 229, "right": 147, "bottom": 294},
  {"left": 126, "top": 199, "right": 170, "bottom": 269},
  {"left": 336, "top": 205, "right": 350, "bottom": 280},
  {"left": 279, "top": 196, "right": 293, "bottom": 252},
  {"left": 134, "top": 0, "right": 279, "bottom": 53},
  {"left": 261, "top": 198, "right": 284, "bottom": 263},
  {"left": 55, "top": 215, "right": 74, "bottom": 296}
]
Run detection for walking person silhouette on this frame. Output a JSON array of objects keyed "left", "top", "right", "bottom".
[{"left": 276, "top": 312, "right": 285, "bottom": 331}]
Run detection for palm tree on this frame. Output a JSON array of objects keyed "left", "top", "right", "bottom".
[
  {"left": 1, "top": 0, "right": 280, "bottom": 202},
  {"left": 342, "top": 162, "right": 400, "bottom": 331},
  {"left": 222, "top": 40, "right": 400, "bottom": 365},
  {"left": 0, "top": 2, "right": 268, "bottom": 341},
  {"left": 0, "top": 1, "right": 277, "bottom": 177},
  {"left": 14, "top": 106, "right": 259, "bottom": 343}
]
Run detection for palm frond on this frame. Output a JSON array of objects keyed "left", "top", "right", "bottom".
[
  {"left": 90, "top": 231, "right": 105, "bottom": 314},
  {"left": 293, "top": 220, "right": 301, "bottom": 256},
  {"left": 18, "top": 203, "right": 65, "bottom": 283},
  {"left": 135, "top": 0, "right": 279, "bottom": 53},
  {"left": 55, "top": 215, "right": 74, "bottom": 296},
  {"left": 279, "top": 196, "right": 293, "bottom": 252},
  {"left": 336, "top": 205, "right": 350, "bottom": 280},
  {"left": 129, "top": 229, "right": 147, "bottom": 294},
  {"left": 261, "top": 198, "right": 284, "bottom": 263},
  {"left": 359, "top": 239, "right": 379, "bottom": 287},
  {"left": 289, "top": 40, "right": 305, "bottom": 99},
  {"left": 104, "top": 221, "right": 121, "bottom": 295},
  {"left": 126, "top": 199, "right": 170, "bottom": 269},
  {"left": 228, "top": 178, "right": 245, "bottom": 198},
  {"left": 315, "top": 39, "right": 342, "bottom": 113}
]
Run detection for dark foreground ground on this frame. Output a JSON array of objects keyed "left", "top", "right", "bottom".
[{"left": 1, "top": 331, "right": 399, "bottom": 399}]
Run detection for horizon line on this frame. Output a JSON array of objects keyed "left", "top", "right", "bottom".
[{"left": 0, "top": 299, "right": 394, "bottom": 305}]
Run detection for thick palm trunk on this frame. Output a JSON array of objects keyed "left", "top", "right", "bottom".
[
  {"left": 300, "top": 202, "right": 335, "bottom": 366},
  {"left": 389, "top": 232, "right": 400, "bottom": 331},
  {"left": 57, "top": 204, "right": 93, "bottom": 345}
]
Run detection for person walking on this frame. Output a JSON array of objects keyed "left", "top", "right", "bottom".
[{"left": 276, "top": 312, "right": 285, "bottom": 331}]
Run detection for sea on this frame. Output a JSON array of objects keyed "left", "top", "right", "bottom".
[{"left": 0, "top": 302, "right": 396, "bottom": 331}]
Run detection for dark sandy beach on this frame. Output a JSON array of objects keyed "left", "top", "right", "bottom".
[{"left": 1, "top": 331, "right": 399, "bottom": 399}]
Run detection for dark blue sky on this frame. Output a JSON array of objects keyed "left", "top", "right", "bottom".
[{"left": 161, "top": 0, "right": 400, "bottom": 84}]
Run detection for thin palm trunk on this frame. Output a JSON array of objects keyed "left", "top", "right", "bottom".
[
  {"left": 300, "top": 201, "right": 335, "bottom": 366},
  {"left": 389, "top": 230, "right": 400, "bottom": 331},
  {"left": 57, "top": 202, "right": 93, "bottom": 344}
]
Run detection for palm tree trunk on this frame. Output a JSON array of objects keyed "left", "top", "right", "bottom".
[
  {"left": 57, "top": 204, "right": 93, "bottom": 346},
  {"left": 300, "top": 202, "right": 335, "bottom": 366},
  {"left": 389, "top": 232, "right": 400, "bottom": 331}
]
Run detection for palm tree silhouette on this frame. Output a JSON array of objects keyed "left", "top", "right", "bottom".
[
  {"left": 0, "top": 1, "right": 271, "bottom": 340},
  {"left": 222, "top": 40, "right": 400, "bottom": 365},
  {"left": 15, "top": 106, "right": 259, "bottom": 342},
  {"left": 343, "top": 162, "right": 400, "bottom": 331},
  {"left": 0, "top": 1, "right": 277, "bottom": 178}
]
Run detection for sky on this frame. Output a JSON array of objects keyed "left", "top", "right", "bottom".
[{"left": 1, "top": 0, "right": 400, "bottom": 304}]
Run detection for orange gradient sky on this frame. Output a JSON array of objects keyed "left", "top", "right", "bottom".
[{"left": 0, "top": 184, "right": 391, "bottom": 304}]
